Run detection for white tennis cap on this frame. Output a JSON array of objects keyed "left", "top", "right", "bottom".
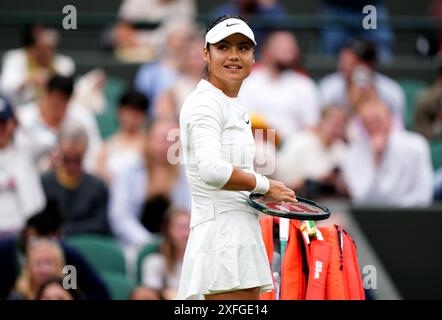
[{"left": 205, "top": 18, "right": 257, "bottom": 47}]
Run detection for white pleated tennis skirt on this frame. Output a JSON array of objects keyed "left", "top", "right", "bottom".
[{"left": 176, "top": 210, "right": 274, "bottom": 300}]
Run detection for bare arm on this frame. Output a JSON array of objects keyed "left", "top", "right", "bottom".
[{"left": 222, "top": 167, "right": 256, "bottom": 191}]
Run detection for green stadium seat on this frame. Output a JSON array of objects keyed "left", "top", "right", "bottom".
[
  {"left": 101, "top": 271, "right": 137, "bottom": 300},
  {"left": 95, "top": 76, "right": 129, "bottom": 139},
  {"left": 431, "top": 140, "right": 442, "bottom": 171},
  {"left": 397, "top": 78, "right": 427, "bottom": 130},
  {"left": 135, "top": 242, "right": 160, "bottom": 284},
  {"left": 65, "top": 234, "right": 126, "bottom": 275}
]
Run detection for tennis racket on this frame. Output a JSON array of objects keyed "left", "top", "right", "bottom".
[{"left": 247, "top": 193, "right": 331, "bottom": 221}]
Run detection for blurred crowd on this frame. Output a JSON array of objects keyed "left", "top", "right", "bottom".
[{"left": 0, "top": 0, "right": 442, "bottom": 300}]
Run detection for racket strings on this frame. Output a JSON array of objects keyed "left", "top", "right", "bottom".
[{"left": 255, "top": 197, "right": 323, "bottom": 214}]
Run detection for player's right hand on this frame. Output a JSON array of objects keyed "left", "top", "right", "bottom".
[{"left": 265, "top": 179, "right": 297, "bottom": 203}]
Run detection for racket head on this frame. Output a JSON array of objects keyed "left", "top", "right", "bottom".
[{"left": 247, "top": 193, "right": 331, "bottom": 221}]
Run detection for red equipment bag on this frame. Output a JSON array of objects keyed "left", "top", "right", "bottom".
[{"left": 259, "top": 216, "right": 365, "bottom": 300}]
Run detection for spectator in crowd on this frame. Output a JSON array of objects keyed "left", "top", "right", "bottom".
[
  {"left": 110, "top": 0, "right": 197, "bottom": 62},
  {"left": 14, "top": 75, "right": 102, "bottom": 173},
  {"left": 8, "top": 238, "right": 65, "bottom": 300},
  {"left": 0, "top": 200, "right": 110, "bottom": 300},
  {"left": 0, "top": 25, "right": 75, "bottom": 106},
  {"left": 134, "top": 20, "right": 197, "bottom": 114},
  {"left": 342, "top": 99, "right": 433, "bottom": 207},
  {"left": 240, "top": 30, "right": 321, "bottom": 140},
  {"left": 133, "top": 208, "right": 190, "bottom": 300},
  {"left": 414, "top": 64, "right": 442, "bottom": 141},
  {"left": 345, "top": 64, "right": 378, "bottom": 113},
  {"left": 41, "top": 124, "right": 109, "bottom": 236},
  {"left": 95, "top": 89, "right": 148, "bottom": 184},
  {"left": 320, "top": 0, "right": 394, "bottom": 63},
  {"left": 36, "top": 277, "right": 84, "bottom": 300},
  {"left": 0, "top": 96, "right": 45, "bottom": 238},
  {"left": 211, "top": 0, "right": 287, "bottom": 51},
  {"left": 274, "top": 106, "right": 349, "bottom": 198},
  {"left": 319, "top": 39, "right": 405, "bottom": 123},
  {"left": 154, "top": 35, "right": 205, "bottom": 120},
  {"left": 109, "top": 119, "right": 191, "bottom": 249}
]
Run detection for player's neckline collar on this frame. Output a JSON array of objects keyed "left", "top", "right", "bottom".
[{"left": 199, "top": 79, "right": 240, "bottom": 100}]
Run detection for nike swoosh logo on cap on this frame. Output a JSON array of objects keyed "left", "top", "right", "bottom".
[{"left": 226, "top": 23, "right": 240, "bottom": 27}]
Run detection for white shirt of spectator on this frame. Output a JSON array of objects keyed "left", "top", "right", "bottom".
[
  {"left": 274, "top": 130, "right": 347, "bottom": 185},
  {"left": 342, "top": 129, "right": 433, "bottom": 207},
  {"left": 0, "top": 48, "right": 75, "bottom": 105},
  {"left": 319, "top": 71, "right": 405, "bottom": 122},
  {"left": 14, "top": 101, "right": 102, "bottom": 174},
  {"left": 141, "top": 253, "right": 182, "bottom": 293},
  {"left": 239, "top": 67, "right": 321, "bottom": 140},
  {"left": 0, "top": 144, "right": 46, "bottom": 234}
]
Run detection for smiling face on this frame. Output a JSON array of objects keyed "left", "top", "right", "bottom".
[{"left": 204, "top": 33, "right": 254, "bottom": 95}]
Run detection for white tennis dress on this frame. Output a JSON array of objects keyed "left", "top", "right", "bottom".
[{"left": 177, "top": 79, "right": 273, "bottom": 300}]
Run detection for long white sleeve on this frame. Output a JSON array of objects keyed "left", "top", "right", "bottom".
[{"left": 187, "top": 100, "right": 233, "bottom": 189}]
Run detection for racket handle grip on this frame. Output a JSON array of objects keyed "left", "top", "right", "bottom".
[{"left": 251, "top": 172, "right": 270, "bottom": 194}]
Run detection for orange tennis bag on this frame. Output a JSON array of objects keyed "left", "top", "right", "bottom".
[{"left": 259, "top": 216, "right": 365, "bottom": 300}]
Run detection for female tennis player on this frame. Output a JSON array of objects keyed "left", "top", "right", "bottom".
[{"left": 177, "top": 15, "right": 297, "bottom": 300}]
